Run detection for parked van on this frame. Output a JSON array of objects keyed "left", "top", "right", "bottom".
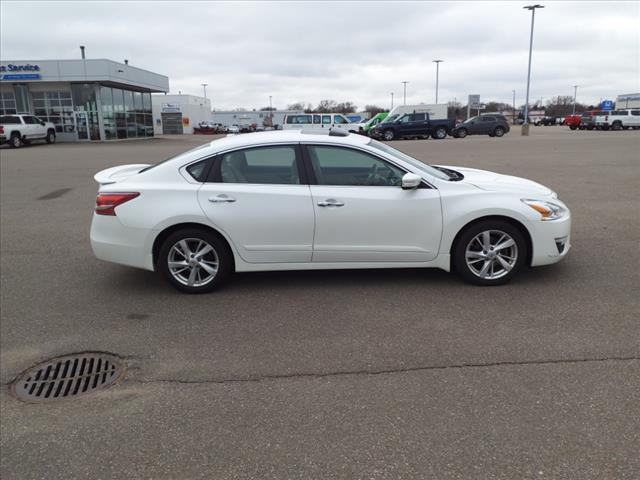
[{"left": 282, "top": 113, "right": 358, "bottom": 133}]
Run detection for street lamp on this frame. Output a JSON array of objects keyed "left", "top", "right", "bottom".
[
  {"left": 201, "top": 83, "right": 208, "bottom": 101},
  {"left": 390, "top": 92, "right": 394, "bottom": 110},
  {"left": 269, "top": 95, "right": 273, "bottom": 127},
  {"left": 402, "top": 81, "right": 408, "bottom": 105},
  {"left": 512, "top": 89, "right": 516, "bottom": 125},
  {"left": 572, "top": 85, "right": 578, "bottom": 115},
  {"left": 432, "top": 60, "right": 443, "bottom": 103},
  {"left": 522, "top": 4, "right": 544, "bottom": 135}
]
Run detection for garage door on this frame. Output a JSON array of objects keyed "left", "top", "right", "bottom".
[{"left": 161, "top": 113, "right": 183, "bottom": 134}]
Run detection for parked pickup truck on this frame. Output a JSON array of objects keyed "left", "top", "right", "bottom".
[
  {"left": 593, "top": 109, "right": 640, "bottom": 130},
  {"left": 370, "top": 112, "right": 455, "bottom": 140},
  {"left": 0, "top": 114, "right": 56, "bottom": 148},
  {"left": 564, "top": 114, "right": 582, "bottom": 130}
]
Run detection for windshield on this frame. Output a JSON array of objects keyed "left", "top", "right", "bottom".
[
  {"left": 463, "top": 116, "right": 478, "bottom": 124},
  {"left": 381, "top": 114, "right": 398, "bottom": 124},
  {"left": 367, "top": 139, "right": 451, "bottom": 181}
]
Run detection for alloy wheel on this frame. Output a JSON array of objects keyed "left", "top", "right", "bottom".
[
  {"left": 465, "top": 230, "right": 518, "bottom": 280},
  {"left": 167, "top": 238, "right": 219, "bottom": 287}
]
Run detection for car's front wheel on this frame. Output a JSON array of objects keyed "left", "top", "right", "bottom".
[
  {"left": 431, "top": 126, "right": 447, "bottom": 139},
  {"left": 158, "top": 228, "right": 233, "bottom": 293},
  {"left": 46, "top": 130, "right": 56, "bottom": 144},
  {"left": 455, "top": 128, "right": 468, "bottom": 138},
  {"left": 453, "top": 220, "right": 527, "bottom": 286},
  {"left": 383, "top": 129, "right": 395, "bottom": 141}
]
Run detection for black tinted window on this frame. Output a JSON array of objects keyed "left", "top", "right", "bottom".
[
  {"left": 413, "top": 113, "right": 426, "bottom": 121},
  {"left": 308, "top": 146, "right": 405, "bottom": 187},
  {"left": 481, "top": 116, "right": 496, "bottom": 122},
  {"left": 219, "top": 146, "right": 300, "bottom": 184},
  {"left": 286, "top": 115, "right": 312, "bottom": 124},
  {"left": 23, "top": 116, "right": 38, "bottom": 124},
  {"left": 186, "top": 159, "right": 210, "bottom": 182},
  {"left": 0, "top": 116, "right": 21, "bottom": 124}
]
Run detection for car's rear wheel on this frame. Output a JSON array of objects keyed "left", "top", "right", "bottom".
[
  {"left": 9, "top": 133, "right": 22, "bottom": 148},
  {"left": 432, "top": 126, "right": 447, "bottom": 139},
  {"left": 569, "top": 125, "right": 577, "bottom": 130},
  {"left": 611, "top": 122, "right": 622, "bottom": 131},
  {"left": 453, "top": 220, "right": 527, "bottom": 286},
  {"left": 46, "top": 130, "right": 56, "bottom": 144},
  {"left": 383, "top": 129, "right": 395, "bottom": 141},
  {"left": 455, "top": 128, "right": 468, "bottom": 138},
  {"left": 494, "top": 126, "right": 505, "bottom": 137},
  {"left": 158, "top": 228, "right": 233, "bottom": 293}
]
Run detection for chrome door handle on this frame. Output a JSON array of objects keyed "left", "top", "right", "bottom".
[
  {"left": 208, "top": 194, "right": 236, "bottom": 203},
  {"left": 317, "top": 199, "right": 344, "bottom": 207}
]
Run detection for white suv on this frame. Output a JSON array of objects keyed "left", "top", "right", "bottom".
[
  {"left": 594, "top": 109, "right": 640, "bottom": 130},
  {"left": 0, "top": 114, "right": 56, "bottom": 148}
]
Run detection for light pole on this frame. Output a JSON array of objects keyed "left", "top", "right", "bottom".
[
  {"left": 572, "top": 85, "right": 578, "bottom": 114},
  {"left": 432, "top": 60, "right": 443, "bottom": 103},
  {"left": 512, "top": 89, "right": 516, "bottom": 125},
  {"left": 201, "top": 83, "right": 208, "bottom": 101},
  {"left": 402, "top": 81, "right": 408, "bottom": 105},
  {"left": 522, "top": 4, "right": 544, "bottom": 135},
  {"left": 390, "top": 92, "right": 394, "bottom": 110},
  {"left": 269, "top": 95, "right": 273, "bottom": 127}
]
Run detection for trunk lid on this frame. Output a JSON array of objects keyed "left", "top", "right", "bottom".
[{"left": 94, "top": 164, "right": 150, "bottom": 185}]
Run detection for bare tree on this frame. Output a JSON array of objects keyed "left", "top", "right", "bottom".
[{"left": 364, "top": 105, "right": 386, "bottom": 115}]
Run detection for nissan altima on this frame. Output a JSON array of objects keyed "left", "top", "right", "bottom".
[{"left": 90, "top": 129, "right": 571, "bottom": 293}]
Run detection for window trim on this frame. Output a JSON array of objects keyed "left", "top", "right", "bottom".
[
  {"left": 205, "top": 144, "right": 307, "bottom": 185},
  {"left": 300, "top": 143, "right": 431, "bottom": 188}
]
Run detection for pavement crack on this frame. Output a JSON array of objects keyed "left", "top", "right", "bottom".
[{"left": 128, "top": 355, "right": 640, "bottom": 386}]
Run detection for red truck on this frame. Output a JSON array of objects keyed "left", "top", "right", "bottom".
[{"left": 563, "top": 114, "right": 582, "bottom": 130}]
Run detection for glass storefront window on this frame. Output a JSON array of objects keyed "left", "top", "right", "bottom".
[
  {"left": 133, "top": 91, "right": 142, "bottom": 112},
  {"left": 71, "top": 84, "right": 97, "bottom": 112},
  {"left": 100, "top": 86, "right": 116, "bottom": 140},
  {"left": 0, "top": 90, "right": 17, "bottom": 114},
  {"left": 29, "top": 90, "right": 74, "bottom": 133},
  {"left": 143, "top": 92, "right": 151, "bottom": 114}
]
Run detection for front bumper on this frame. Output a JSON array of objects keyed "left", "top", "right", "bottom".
[{"left": 529, "top": 213, "right": 572, "bottom": 267}]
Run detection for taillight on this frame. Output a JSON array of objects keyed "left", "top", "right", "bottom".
[
  {"left": 95, "top": 192, "right": 139, "bottom": 216},
  {"left": 0, "top": 126, "right": 4, "bottom": 134}
]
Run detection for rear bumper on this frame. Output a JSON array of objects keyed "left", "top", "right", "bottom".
[
  {"left": 90, "top": 214, "right": 155, "bottom": 271},
  {"left": 529, "top": 213, "right": 572, "bottom": 267}
]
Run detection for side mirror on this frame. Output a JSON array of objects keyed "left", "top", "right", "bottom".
[
  {"left": 401, "top": 173, "right": 422, "bottom": 190},
  {"left": 41, "top": 122, "right": 46, "bottom": 126}
]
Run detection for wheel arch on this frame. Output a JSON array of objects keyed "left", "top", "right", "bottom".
[
  {"left": 449, "top": 215, "right": 533, "bottom": 267},
  {"left": 152, "top": 222, "right": 236, "bottom": 271}
]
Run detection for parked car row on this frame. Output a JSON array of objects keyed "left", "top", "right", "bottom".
[{"left": 564, "top": 109, "right": 640, "bottom": 130}]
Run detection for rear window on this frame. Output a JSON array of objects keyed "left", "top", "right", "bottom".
[
  {"left": 0, "top": 115, "right": 21, "bottom": 124},
  {"left": 186, "top": 159, "right": 210, "bottom": 182}
]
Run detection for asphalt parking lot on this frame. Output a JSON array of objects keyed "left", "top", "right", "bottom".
[{"left": 1, "top": 128, "right": 639, "bottom": 479}]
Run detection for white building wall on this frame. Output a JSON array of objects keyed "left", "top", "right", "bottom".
[{"left": 152, "top": 94, "right": 211, "bottom": 135}]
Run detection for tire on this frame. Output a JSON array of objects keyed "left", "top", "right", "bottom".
[
  {"left": 494, "top": 127, "right": 505, "bottom": 137},
  {"left": 431, "top": 126, "right": 447, "bottom": 140},
  {"left": 9, "top": 133, "right": 21, "bottom": 148},
  {"left": 570, "top": 125, "right": 577, "bottom": 130},
  {"left": 452, "top": 219, "right": 527, "bottom": 286},
  {"left": 46, "top": 130, "right": 56, "bottom": 144},
  {"left": 456, "top": 128, "right": 468, "bottom": 139},
  {"left": 383, "top": 129, "right": 395, "bottom": 141},
  {"left": 158, "top": 228, "right": 233, "bottom": 293},
  {"left": 611, "top": 122, "right": 622, "bottom": 131}
]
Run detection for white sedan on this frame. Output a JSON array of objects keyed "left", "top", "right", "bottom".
[{"left": 90, "top": 129, "right": 571, "bottom": 293}]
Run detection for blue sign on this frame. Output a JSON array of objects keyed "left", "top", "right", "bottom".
[
  {"left": 600, "top": 100, "right": 614, "bottom": 110},
  {"left": 0, "top": 63, "right": 40, "bottom": 72},
  {"left": 1, "top": 73, "right": 41, "bottom": 80}
]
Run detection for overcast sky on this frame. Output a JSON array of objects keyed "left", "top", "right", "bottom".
[{"left": 1, "top": 1, "right": 638, "bottom": 110}]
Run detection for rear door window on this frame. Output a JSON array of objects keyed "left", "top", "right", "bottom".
[
  {"left": 0, "top": 116, "right": 22, "bottom": 124},
  {"left": 322, "top": 115, "right": 331, "bottom": 125},
  {"left": 214, "top": 146, "right": 302, "bottom": 185}
]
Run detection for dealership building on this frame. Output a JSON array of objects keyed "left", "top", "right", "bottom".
[{"left": 0, "top": 58, "right": 169, "bottom": 141}]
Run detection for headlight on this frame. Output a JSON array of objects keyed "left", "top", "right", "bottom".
[{"left": 522, "top": 199, "right": 567, "bottom": 221}]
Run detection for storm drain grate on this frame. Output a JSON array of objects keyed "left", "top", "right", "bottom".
[{"left": 12, "top": 353, "right": 125, "bottom": 403}]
